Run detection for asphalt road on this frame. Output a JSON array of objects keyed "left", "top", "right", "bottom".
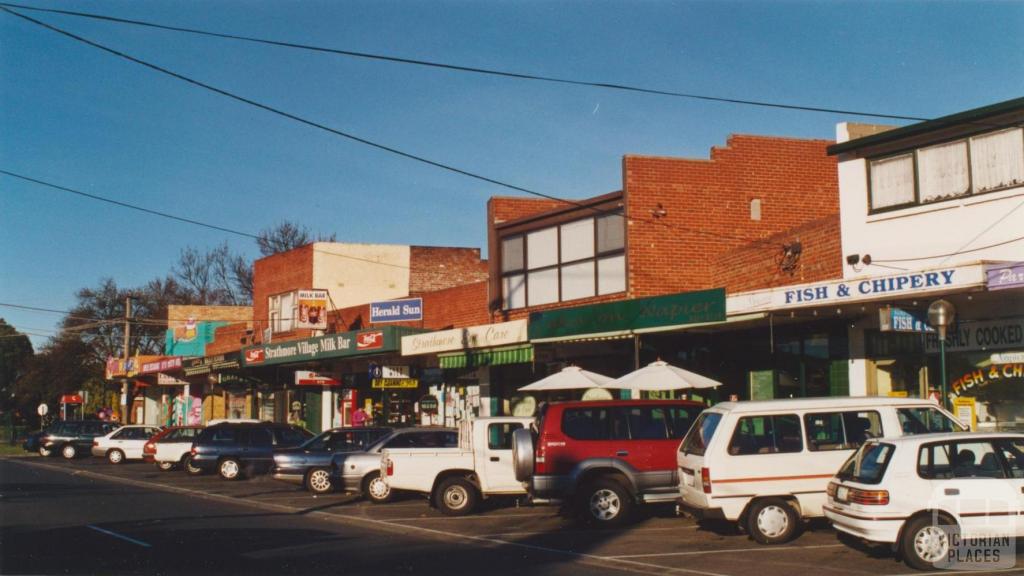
[{"left": 2, "top": 455, "right": 1023, "bottom": 576}]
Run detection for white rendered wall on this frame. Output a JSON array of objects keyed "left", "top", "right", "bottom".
[{"left": 312, "top": 242, "right": 411, "bottom": 309}]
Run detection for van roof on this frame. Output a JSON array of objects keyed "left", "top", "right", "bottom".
[
  {"left": 707, "top": 396, "right": 945, "bottom": 413},
  {"left": 546, "top": 399, "right": 706, "bottom": 409}
]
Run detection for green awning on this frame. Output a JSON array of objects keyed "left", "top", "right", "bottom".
[{"left": 439, "top": 344, "right": 533, "bottom": 369}]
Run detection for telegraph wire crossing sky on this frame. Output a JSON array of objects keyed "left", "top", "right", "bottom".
[{"left": 1, "top": 0, "right": 1022, "bottom": 347}]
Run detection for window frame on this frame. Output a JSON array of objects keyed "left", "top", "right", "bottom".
[
  {"left": 866, "top": 127, "right": 1024, "bottom": 215},
  {"left": 499, "top": 211, "right": 626, "bottom": 310}
]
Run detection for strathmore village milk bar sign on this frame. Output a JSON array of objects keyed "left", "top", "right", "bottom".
[
  {"left": 402, "top": 320, "right": 528, "bottom": 356},
  {"left": 242, "top": 326, "right": 421, "bottom": 367},
  {"left": 528, "top": 288, "right": 725, "bottom": 340},
  {"left": 728, "top": 263, "right": 987, "bottom": 314}
]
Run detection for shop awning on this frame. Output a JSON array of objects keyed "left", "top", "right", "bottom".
[{"left": 439, "top": 344, "right": 533, "bottom": 369}]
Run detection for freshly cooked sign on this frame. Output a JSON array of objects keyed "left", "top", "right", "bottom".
[
  {"left": 528, "top": 289, "right": 725, "bottom": 340},
  {"left": 370, "top": 298, "right": 423, "bottom": 323}
]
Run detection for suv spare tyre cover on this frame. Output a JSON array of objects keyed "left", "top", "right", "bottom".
[{"left": 512, "top": 427, "right": 534, "bottom": 482}]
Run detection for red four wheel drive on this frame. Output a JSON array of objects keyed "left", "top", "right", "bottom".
[{"left": 512, "top": 399, "right": 704, "bottom": 526}]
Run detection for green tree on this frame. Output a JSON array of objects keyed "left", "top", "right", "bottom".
[{"left": 0, "top": 318, "right": 34, "bottom": 421}]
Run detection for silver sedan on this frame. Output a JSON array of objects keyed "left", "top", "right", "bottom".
[{"left": 332, "top": 427, "right": 457, "bottom": 503}]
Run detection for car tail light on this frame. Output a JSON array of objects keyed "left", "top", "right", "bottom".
[
  {"left": 143, "top": 442, "right": 155, "bottom": 454},
  {"left": 826, "top": 482, "right": 838, "bottom": 498},
  {"left": 190, "top": 447, "right": 197, "bottom": 456},
  {"left": 385, "top": 459, "right": 393, "bottom": 477},
  {"left": 848, "top": 488, "right": 889, "bottom": 506},
  {"left": 701, "top": 467, "right": 712, "bottom": 494}
]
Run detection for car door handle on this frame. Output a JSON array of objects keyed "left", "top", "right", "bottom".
[
  {"left": 945, "top": 488, "right": 960, "bottom": 496},
  {"left": 616, "top": 451, "right": 629, "bottom": 457},
  {"left": 489, "top": 456, "right": 499, "bottom": 462}
]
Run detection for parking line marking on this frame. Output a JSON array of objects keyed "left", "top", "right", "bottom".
[
  {"left": 14, "top": 460, "right": 725, "bottom": 576},
  {"left": 483, "top": 525, "right": 701, "bottom": 537},
  {"left": 608, "top": 543, "right": 844, "bottom": 559},
  {"left": 382, "top": 511, "right": 554, "bottom": 521},
  {"left": 86, "top": 524, "right": 152, "bottom": 548}
]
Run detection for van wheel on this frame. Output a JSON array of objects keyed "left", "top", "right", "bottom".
[
  {"left": 436, "top": 477, "right": 479, "bottom": 516},
  {"left": 363, "top": 472, "right": 393, "bottom": 504},
  {"left": 579, "top": 477, "right": 633, "bottom": 526},
  {"left": 219, "top": 458, "right": 242, "bottom": 480},
  {"left": 747, "top": 498, "right": 799, "bottom": 544},
  {"left": 184, "top": 456, "right": 203, "bottom": 476},
  {"left": 901, "top": 515, "right": 957, "bottom": 571},
  {"left": 305, "top": 468, "right": 334, "bottom": 494}
]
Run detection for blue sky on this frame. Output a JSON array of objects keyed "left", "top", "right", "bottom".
[{"left": 2, "top": 0, "right": 1022, "bottom": 348}]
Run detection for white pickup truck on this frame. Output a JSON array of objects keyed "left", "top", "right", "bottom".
[{"left": 381, "top": 416, "right": 532, "bottom": 516}]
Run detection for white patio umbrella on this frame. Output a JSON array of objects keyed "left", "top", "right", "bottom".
[
  {"left": 603, "top": 360, "right": 722, "bottom": 394},
  {"left": 518, "top": 366, "right": 614, "bottom": 391}
]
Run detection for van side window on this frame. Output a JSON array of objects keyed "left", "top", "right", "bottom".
[
  {"left": 728, "top": 415, "right": 803, "bottom": 455},
  {"left": 898, "top": 407, "right": 961, "bottom": 435},
  {"left": 804, "top": 411, "right": 882, "bottom": 451}
]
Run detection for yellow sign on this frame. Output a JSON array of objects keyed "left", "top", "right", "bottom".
[
  {"left": 887, "top": 390, "right": 909, "bottom": 398},
  {"left": 952, "top": 397, "right": 977, "bottom": 431},
  {"left": 371, "top": 378, "right": 419, "bottom": 389}
]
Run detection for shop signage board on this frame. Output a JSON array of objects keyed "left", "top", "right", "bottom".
[
  {"left": 950, "top": 362, "right": 1023, "bottom": 397},
  {"left": 728, "top": 263, "right": 986, "bottom": 314},
  {"left": 528, "top": 288, "right": 725, "bottom": 340},
  {"left": 986, "top": 263, "right": 1024, "bottom": 291},
  {"left": 923, "top": 317, "right": 1024, "bottom": 353},
  {"left": 402, "top": 319, "right": 528, "bottom": 356},
  {"left": 418, "top": 395, "right": 439, "bottom": 414},
  {"left": 879, "top": 307, "right": 934, "bottom": 333},
  {"left": 295, "top": 370, "right": 341, "bottom": 386},
  {"left": 157, "top": 373, "right": 189, "bottom": 385},
  {"left": 370, "top": 298, "right": 423, "bottom": 323},
  {"left": 182, "top": 352, "right": 241, "bottom": 376},
  {"left": 296, "top": 289, "right": 328, "bottom": 329},
  {"left": 241, "top": 326, "right": 422, "bottom": 367},
  {"left": 140, "top": 356, "right": 183, "bottom": 375},
  {"left": 371, "top": 378, "right": 419, "bottom": 389}
]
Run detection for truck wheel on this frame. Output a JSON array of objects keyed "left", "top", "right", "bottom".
[
  {"left": 901, "top": 514, "right": 957, "bottom": 571},
  {"left": 305, "top": 467, "right": 334, "bottom": 494},
  {"left": 61, "top": 444, "right": 77, "bottom": 459},
  {"left": 362, "top": 471, "right": 392, "bottom": 504},
  {"left": 436, "top": 477, "right": 479, "bottom": 516},
  {"left": 579, "top": 477, "right": 633, "bottom": 526},
  {"left": 747, "top": 498, "right": 800, "bottom": 544}
]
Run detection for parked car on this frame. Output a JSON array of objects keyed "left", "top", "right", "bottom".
[
  {"left": 143, "top": 425, "right": 204, "bottom": 471},
  {"left": 189, "top": 422, "right": 313, "bottom": 480},
  {"left": 272, "top": 427, "right": 392, "bottom": 493},
  {"left": 382, "top": 417, "right": 531, "bottom": 515},
  {"left": 39, "top": 420, "right": 120, "bottom": 459},
  {"left": 316, "top": 427, "right": 458, "bottom": 503},
  {"left": 825, "top": 432, "right": 1024, "bottom": 570},
  {"left": 512, "top": 399, "right": 705, "bottom": 526},
  {"left": 91, "top": 425, "right": 162, "bottom": 463},
  {"left": 677, "top": 397, "right": 965, "bottom": 544}
]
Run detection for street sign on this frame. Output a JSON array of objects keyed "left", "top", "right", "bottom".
[{"left": 37, "top": 403, "right": 48, "bottom": 417}]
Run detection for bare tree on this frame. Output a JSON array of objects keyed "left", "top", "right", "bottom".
[
  {"left": 257, "top": 220, "right": 336, "bottom": 256},
  {"left": 172, "top": 243, "right": 252, "bottom": 305}
]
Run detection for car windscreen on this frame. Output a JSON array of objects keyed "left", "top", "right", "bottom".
[
  {"left": 679, "top": 412, "right": 722, "bottom": 456},
  {"left": 837, "top": 442, "right": 895, "bottom": 485}
]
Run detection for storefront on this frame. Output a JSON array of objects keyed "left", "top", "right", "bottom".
[
  {"left": 401, "top": 319, "right": 534, "bottom": 424},
  {"left": 241, "top": 326, "right": 426, "bottom": 431}
]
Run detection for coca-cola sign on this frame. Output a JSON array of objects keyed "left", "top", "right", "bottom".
[
  {"left": 357, "top": 331, "right": 384, "bottom": 350},
  {"left": 245, "top": 348, "right": 266, "bottom": 364}
]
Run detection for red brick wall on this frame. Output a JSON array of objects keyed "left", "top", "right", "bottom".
[
  {"left": 327, "top": 280, "right": 489, "bottom": 331},
  {"left": 713, "top": 214, "right": 842, "bottom": 293},
  {"left": 624, "top": 135, "right": 837, "bottom": 298},
  {"left": 206, "top": 321, "right": 253, "bottom": 355},
  {"left": 252, "top": 245, "right": 314, "bottom": 341},
  {"left": 409, "top": 246, "right": 488, "bottom": 293}
]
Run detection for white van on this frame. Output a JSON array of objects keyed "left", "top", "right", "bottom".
[{"left": 676, "top": 397, "right": 965, "bottom": 544}]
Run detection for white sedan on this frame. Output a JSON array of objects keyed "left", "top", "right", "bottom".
[
  {"left": 92, "top": 425, "right": 162, "bottom": 464},
  {"left": 825, "top": 432, "right": 1024, "bottom": 571}
]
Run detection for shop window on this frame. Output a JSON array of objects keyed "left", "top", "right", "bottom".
[
  {"left": 269, "top": 291, "right": 297, "bottom": 333},
  {"left": 727, "top": 414, "right": 803, "bottom": 455},
  {"left": 499, "top": 212, "right": 625, "bottom": 309},
  {"left": 970, "top": 128, "right": 1024, "bottom": 193},
  {"left": 804, "top": 411, "right": 881, "bottom": 451},
  {"left": 869, "top": 154, "right": 915, "bottom": 210},
  {"left": 917, "top": 140, "right": 970, "bottom": 203}
]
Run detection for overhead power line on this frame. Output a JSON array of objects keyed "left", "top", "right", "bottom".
[
  {"left": 0, "top": 9, "right": 790, "bottom": 250},
  {"left": 0, "top": 2, "right": 931, "bottom": 122}
]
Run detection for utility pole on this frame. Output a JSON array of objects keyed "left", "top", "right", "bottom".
[{"left": 121, "top": 296, "right": 132, "bottom": 424}]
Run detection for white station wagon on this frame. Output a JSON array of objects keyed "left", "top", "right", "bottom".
[{"left": 825, "top": 432, "right": 1024, "bottom": 570}]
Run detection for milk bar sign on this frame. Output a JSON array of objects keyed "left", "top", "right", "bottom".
[{"left": 370, "top": 298, "right": 423, "bottom": 323}]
